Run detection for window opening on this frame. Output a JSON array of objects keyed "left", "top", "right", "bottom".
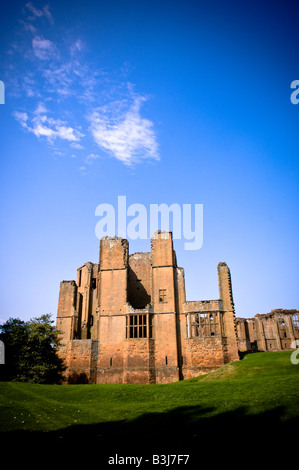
[
  {"left": 159, "top": 289, "right": 167, "bottom": 302},
  {"left": 126, "top": 314, "right": 153, "bottom": 339}
]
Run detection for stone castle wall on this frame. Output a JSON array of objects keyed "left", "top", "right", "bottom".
[
  {"left": 57, "top": 231, "right": 293, "bottom": 385},
  {"left": 236, "top": 309, "right": 299, "bottom": 353}
]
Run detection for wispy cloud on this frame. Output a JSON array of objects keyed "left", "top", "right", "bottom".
[
  {"left": 41, "top": 60, "right": 98, "bottom": 98},
  {"left": 70, "top": 39, "right": 84, "bottom": 56},
  {"left": 32, "top": 36, "right": 57, "bottom": 60},
  {"left": 88, "top": 96, "right": 159, "bottom": 166},
  {"left": 70, "top": 142, "right": 84, "bottom": 150},
  {"left": 25, "top": 2, "right": 53, "bottom": 24},
  {"left": 8, "top": 3, "right": 160, "bottom": 168},
  {"left": 14, "top": 103, "right": 84, "bottom": 143},
  {"left": 85, "top": 153, "right": 102, "bottom": 165},
  {"left": 13, "top": 111, "right": 29, "bottom": 127}
]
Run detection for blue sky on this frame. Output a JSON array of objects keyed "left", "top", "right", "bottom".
[{"left": 0, "top": 0, "right": 298, "bottom": 323}]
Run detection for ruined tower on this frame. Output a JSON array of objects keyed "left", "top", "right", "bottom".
[{"left": 56, "top": 231, "right": 240, "bottom": 384}]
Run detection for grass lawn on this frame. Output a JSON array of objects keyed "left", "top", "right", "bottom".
[{"left": 1, "top": 351, "right": 298, "bottom": 465}]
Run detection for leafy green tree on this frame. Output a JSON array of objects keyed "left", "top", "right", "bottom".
[
  {"left": 0, "top": 314, "right": 65, "bottom": 383},
  {"left": 0, "top": 317, "right": 27, "bottom": 381}
]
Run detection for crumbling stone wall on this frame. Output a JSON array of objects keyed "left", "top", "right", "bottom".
[{"left": 236, "top": 309, "right": 299, "bottom": 352}]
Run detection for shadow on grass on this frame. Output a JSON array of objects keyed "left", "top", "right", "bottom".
[
  {"left": 238, "top": 350, "right": 264, "bottom": 360},
  {"left": 2, "top": 404, "right": 298, "bottom": 466}
]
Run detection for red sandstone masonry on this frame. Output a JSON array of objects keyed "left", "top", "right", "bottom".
[
  {"left": 56, "top": 231, "right": 242, "bottom": 384},
  {"left": 236, "top": 309, "right": 299, "bottom": 352}
]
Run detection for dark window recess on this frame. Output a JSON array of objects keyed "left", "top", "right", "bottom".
[
  {"left": 78, "top": 270, "right": 82, "bottom": 287},
  {"left": 91, "top": 278, "right": 96, "bottom": 289},
  {"left": 159, "top": 289, "right": 167, "bottom": 302},
  {"left": 165, "top": 356, "right": 168, "bottom": 365},
  {"left": 110, "top": 358, "right": 113, "bottom": 367},
  {"left": 128, "top": 269, "right": 151, "bottom": 309}
]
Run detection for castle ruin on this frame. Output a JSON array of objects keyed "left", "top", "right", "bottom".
[{"left": 56, "top": 231, "right": 299, "bottom": 384}]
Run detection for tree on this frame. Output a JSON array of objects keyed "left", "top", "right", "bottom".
[
  {"left": 0, "top": 314, "right": 65, "bottom": 384},
  {"left": 0, "top": 317, "right": 27, "bottom": 381}
]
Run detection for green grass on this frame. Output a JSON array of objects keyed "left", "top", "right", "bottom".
[
  {"left": 1, "top": 351, "right": 299, "bottom": 461},
  {"left": 1, "top": 351, "right": 299, "bottom": 431}
]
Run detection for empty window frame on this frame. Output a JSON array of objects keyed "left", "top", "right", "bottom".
[
  {"left": 126, "top": 314, "right": 153, "bottom": 339},
  {"left": 278, "top": 314, "right": 286, "bottom": 326},
  {"left": 278, "top": 314, "right": 287, "bottom": 338},
  {"left": 293, "top": 314, "right": 299, "bottom": 329},
  {"left": 159, "top": 289, "right": 167, "bottom": 303},
  {"left": 187, "top": 312, "right": 219, "bottom": 337}
]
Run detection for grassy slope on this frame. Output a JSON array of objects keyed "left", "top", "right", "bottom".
[
  {"left": 0, "top": 351, "right": 298, "bottom": 436},
  {"left": 1, "top": 351, "right": 298, "bottom": 467}
]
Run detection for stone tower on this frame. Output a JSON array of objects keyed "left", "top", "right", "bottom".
[{"left": 56, "top": 231, "right": 240, "bottom": 384}]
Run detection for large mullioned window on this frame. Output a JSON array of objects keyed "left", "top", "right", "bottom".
[
  {"left": 126, "top": 314, "right": 153, "bottom": 339},
  {"left": 186, "top": 312, "right": 219, "bottom": 338}
]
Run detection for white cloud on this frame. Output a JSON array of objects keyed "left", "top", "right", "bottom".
[
  {"left": 14, "top": 106, "right": 84, "bottom": 143},
  {"left": 34, "top": 102, "right": 48, "bottom": 114},
  {"left": 88, "top": 96, "right": 159, "bottom": 166},
  {"left": 43, "top": 61, "right": 82, "bottom": 96},
  {"left": 54, "top": 125, "right": 83, "bottom": 142},
  {"left": 41, "top": 59, "right": 101, "bottom": 101},
  {"left": 70, "top": 142, "right": 84, "bottom": 150},
  {"left": 13, "top": 111, "right": 28, "bottom": 127},
  {"left": 9, "top": 5, "right": 160, "bottom": 168},
  {"left": 32, "top": 36, "right": 56, "bottom": 60},
  {"left": 31, "top": 119, "right": 83, "bottom": 142},
  {"left": 32, "top": 121, "right": 56, "bottom": 138}
]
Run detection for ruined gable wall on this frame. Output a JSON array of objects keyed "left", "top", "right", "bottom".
[{"left": 236, "top": 310, "right": 299, "bottom": 352}]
